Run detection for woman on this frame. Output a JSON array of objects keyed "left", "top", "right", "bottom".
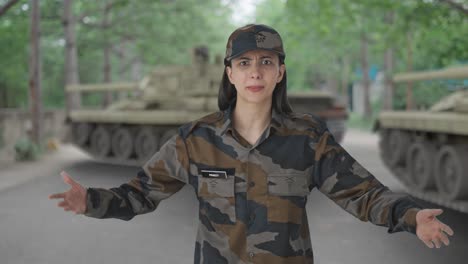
[{"left": 50, "top": 24, "right": 453, "bottom": 263}]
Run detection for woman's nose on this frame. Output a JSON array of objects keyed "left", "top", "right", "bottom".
[{"left": 250, "top": 63, "right": 261, "bottom": 79}]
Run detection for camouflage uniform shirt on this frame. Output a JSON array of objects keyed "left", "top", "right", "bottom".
[{"left": 85, "top": 107, "right": 422, "bottom": 264}]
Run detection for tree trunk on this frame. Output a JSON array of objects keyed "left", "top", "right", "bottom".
[
  {"left": 102, "top": 1, "right": 113, "bottom": 107},
  {"left": 29, "top": 0, "right": 42, "bottom": 145},
  {"left": 63, "top": 0, "right": 81, "bottom": 115},
  {"left": 340, "top": 55, "right": 350, "bottom": 107},
  {"left": 360, "top": 32, "right": 371, "bottom": 119},
  {"left": 437, "top": 0, "right": 468, "bottom": 15},
  {"left": 406, "top": 30, "right": 414, "bottom": 110},
  {"left": 0, "top": 0, "right": 21, "bottom": 17},
  {"left": 383, "top": 11, "right": 394, "bottom": 110},
  {"left": 131, "top": 57, "right": 142, "bottom": 81}
]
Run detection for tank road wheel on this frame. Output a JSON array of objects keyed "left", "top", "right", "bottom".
[
  {"left": 111, "top": 127, "right": 134, "bottom": 160},
  {"left": 435, "top": 145, "right": 468, "bottom": 200},
  {"left": 90, "top": 125, "right": 112, "bottom": 158},
  {"left": 386, "top": 130, "right": 410, "bottom": 167},
  {"left": 405, "top": 142, "right": 436, "bottom": 191},
  {"left": 160, "top": 129, "right": 178, "bottom": 146},
  {"left": 135, "top": 127, "right": 160, "bottom": 162},
  {"left": 72, "top": 122, "right": 91, "bottom": 146}
]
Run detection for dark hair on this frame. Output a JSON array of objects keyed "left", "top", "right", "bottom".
[{"left": 217, "top": 57, "right": 293, "bottom": 114}]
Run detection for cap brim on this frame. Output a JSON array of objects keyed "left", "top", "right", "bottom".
[{"left": 225, "top": 48, "right": 285, "bottom": 65}]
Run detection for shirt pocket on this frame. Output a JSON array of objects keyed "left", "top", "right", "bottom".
[
  {"left": 267, "top": 173, "right": 309, "bottom": 225},
  {"left": 196, "top": 168, "right": 237, "bottom": 225},
  {"left": 267, "top": 173, "right": 309, "bottom": 196},
  {"left": 197, "top": 168, "right": 235, "bottom": 198}
]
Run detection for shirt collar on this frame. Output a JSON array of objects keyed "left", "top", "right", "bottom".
[{"left": 220, "top": 104, "right": 285, "bottom": 137}]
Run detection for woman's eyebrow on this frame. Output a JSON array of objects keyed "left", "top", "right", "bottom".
[{"left": 237, "top": 55, "right": 273, "bottom": 60}]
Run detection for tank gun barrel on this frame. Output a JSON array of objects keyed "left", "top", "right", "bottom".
[
  {"left": 66, "top": 82, "right": 140, "bottom": 93},
  {"left": 393, "top": 65, "right": 468, "bottom": 83}
]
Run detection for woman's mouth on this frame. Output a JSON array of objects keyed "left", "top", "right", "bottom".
[{"left": 246, "top": 86, "right": 264, "bottom": 92}]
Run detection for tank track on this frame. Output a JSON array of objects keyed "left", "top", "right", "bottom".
[
  {"left": 379, "top": 128, "right": 468, "bottom": 213},
  {"left": 391, "top": 167, "right": 468, "bottom": 213},
  {"left": 71, "top": 122, "right": 179, "bottom": 167}
]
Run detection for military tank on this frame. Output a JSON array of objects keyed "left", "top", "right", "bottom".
[
  {"left": 288, "top": 90, "right": 347, "bottom": 142},
  {"left": 374, "top": 65, "right": 468, "bottom": 213},
  {"left": 66, "top": 47, "right": 348, "bottom": 166}
]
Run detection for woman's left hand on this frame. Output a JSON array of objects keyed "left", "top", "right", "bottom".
[{"left": 416, "top": 209, "right": 454, "bottom": 248}]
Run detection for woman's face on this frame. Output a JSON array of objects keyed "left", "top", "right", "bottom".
[{"left": 226, "top": 49, "right": 285, "bottom": 107}]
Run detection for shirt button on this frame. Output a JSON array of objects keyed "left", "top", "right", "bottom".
[
  {"left": 249, "top": 252, "right": 255, "bottom": 258},
  {"left": 249, "top": 213, "right": 255, "bottom": 223}
]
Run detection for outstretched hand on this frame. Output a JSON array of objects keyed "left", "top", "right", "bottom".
[
  {"left": 49, "top": 171, "right": 87, "bottom": 214},
  {"left": 416, "top": 209, "right": 454, "bottom": 248}
]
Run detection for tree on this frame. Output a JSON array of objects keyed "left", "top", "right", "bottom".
[
  {"left": 29, "top": 0, "right": 42, "bottom": 145},
  {"left": 0, "top": 0, "right": 21, "bottom": 17},
  {"left": 63, "top": 0, "right": 81, "bottom": 115},
  {"left": 257, "top": 0, "right": 468, "bottom": 115},
  {"left": 437, "top": 0, "right": 468, "bottom": 15}
]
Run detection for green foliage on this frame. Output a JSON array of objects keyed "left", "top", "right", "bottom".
[
  {"left": 393, "top": 81, "right": 457, "bottom": 110},
  {"left": 347, "top": 112, "right": 375, "bottom": 131},
  {"left": 1, "top": 0, "right": 467, "bottom": 113},
  {"left": 1, "top": 0, "right": 233, "bottom": 108},
  {"left": 0, "top": 3, "right": 29, "bottom": 108},
  {"left": 255, "top": 0, "right": 468, "bottom": 108},
  {"left": 14, "top": 137, "right": 41, "bottom": 161},
  {"left": 347, "top": 99, "right": 382, "bottom": 131}
]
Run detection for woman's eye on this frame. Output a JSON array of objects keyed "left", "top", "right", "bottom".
[
  {"left": 262, "top": 60, "right": 272, "bottom": 65},
  {"left": 239, "top": 61, "right": 248, "bottom": 66}
]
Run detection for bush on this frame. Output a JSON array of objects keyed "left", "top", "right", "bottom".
[{"left": 14, "top": 138, "right": 41, "bottom": 161}]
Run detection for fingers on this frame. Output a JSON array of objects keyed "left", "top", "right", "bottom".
[
  {"left": 422, "top": 239, "right": 434, "bottom": 248},
  {"left": 58, "top": 202, "right": 78, "bottom": 214},
  {"left": 61, "top": 171, "right": 78, "bottom": 187},
  {"left": 431, "top": 209, "right": 444, "bottom": 217},
  {"left": 432, "top": 238, "right": 442, "bottom": 249},
  {"left": 440, "top": 223, "right": 454, "bottom": 236},
  {"left": 49, "top": 193, "right": 65, "bottom": 199},
  {"left": 440, "top": 232, "right": 450, "bottom": 246}
]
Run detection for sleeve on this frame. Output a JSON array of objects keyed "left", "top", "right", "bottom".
[
  {"left": 84, "top": 131, "right": 190, "bottom": 220},
  {"left": 312, "top": 125, "right": 424, "bottom": 234}
]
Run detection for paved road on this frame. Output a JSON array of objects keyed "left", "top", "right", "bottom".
[{"left": 0, "top": 129, "right": 466, "bottom": 264}]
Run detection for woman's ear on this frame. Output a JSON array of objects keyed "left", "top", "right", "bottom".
[
  {"left": 226, "top": 66, "right": 233, "bottom": 84},
  {"left": 277, "top": 64, "right": 285, "bottom": 83}
]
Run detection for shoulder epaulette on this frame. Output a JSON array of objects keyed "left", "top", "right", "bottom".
[
  {"left": 179, "top": 111, "right": 224, "bottom": 138},
  {"left": 287, "top": 112, "right": 325, "bottom": 131}
]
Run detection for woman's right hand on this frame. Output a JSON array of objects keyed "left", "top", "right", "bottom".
[{"left": 49, "top": 171, "right": 87, "bottom": 214}]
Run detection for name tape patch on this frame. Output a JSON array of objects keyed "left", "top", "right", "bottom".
[{"left": 200, "top": 170, "right": 228, "bottom": 179}]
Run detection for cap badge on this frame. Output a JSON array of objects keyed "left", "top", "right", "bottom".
[{"left": 255, "top": 32, "right": 266, "bottom": 44}]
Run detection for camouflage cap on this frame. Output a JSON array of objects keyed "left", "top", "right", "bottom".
[{"left": 224, "top": 24, "right": 285, "bottom": 66}]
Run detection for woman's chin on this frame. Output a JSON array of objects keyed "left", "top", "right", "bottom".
[{"left": 238, "top": 96, "right": 271, "bottom": 106}]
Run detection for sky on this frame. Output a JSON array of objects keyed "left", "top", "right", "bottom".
[{"left": 229, "top": 0, "right": 260, "bottom": 25}]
